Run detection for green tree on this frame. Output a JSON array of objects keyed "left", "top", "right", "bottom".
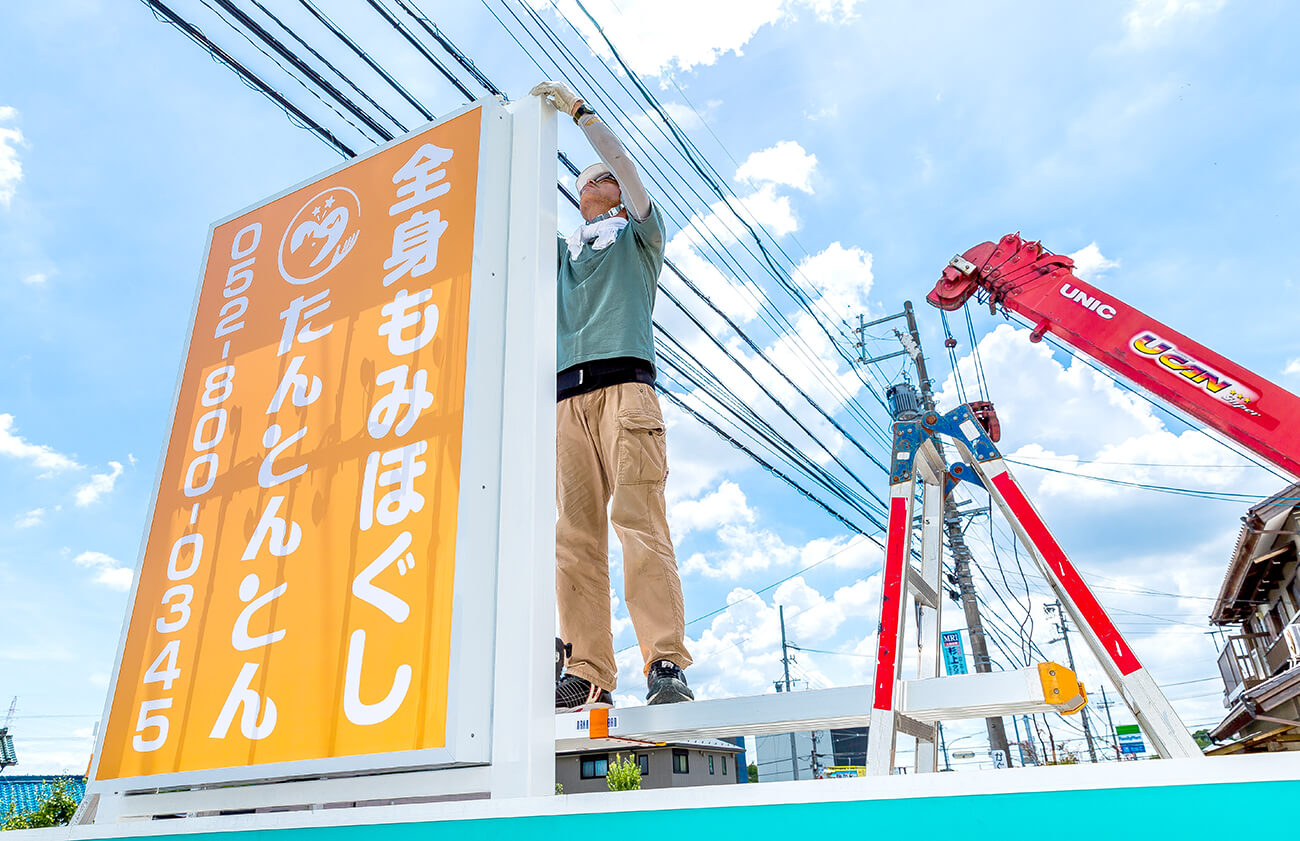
[
  {"left": 2, "top": 779, "right": 82, "bottom": 830},
  {"left": 1192, "top": 729, "right": 1212, "bottom": 749},
  {"left": 748, "top": 763, "right": 758, "bottom": 783},
  {"left": 606, "top": 754, "right": 641, "bottom": 791}
]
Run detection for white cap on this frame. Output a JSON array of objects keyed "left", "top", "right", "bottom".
[{"left": 577, "top": 162, "right": 615, "bottom": 192}]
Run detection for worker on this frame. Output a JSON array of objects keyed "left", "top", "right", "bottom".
[{"left": 530, "top": 80, "right": 694, "bottom": 711}]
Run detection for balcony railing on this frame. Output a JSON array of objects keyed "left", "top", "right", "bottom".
[{"left": 1218, "top": 633, "right": 1270, "bottom": 704}]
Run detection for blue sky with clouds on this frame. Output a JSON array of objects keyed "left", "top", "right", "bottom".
[{"left": 3, "top": 0, "right": 1299, "bottom": 773}]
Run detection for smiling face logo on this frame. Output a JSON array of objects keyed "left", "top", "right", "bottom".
[{"left": 278, "top": 187, "right": 362, "bottom": 284}]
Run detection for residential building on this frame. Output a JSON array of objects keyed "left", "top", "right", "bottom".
[
  {"left": 754, "top": 727, "right": 868, "bottom": 780},
  {"left": 1209, "top": 482, "right": 1300, "bottom": 753},
  {"left": 556, "top": 739, "right": 744, "bottom": 794}
]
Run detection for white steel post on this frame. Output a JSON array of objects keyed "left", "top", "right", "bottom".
[
  {"left": 913, "top": 452, "right": 945, "bottom": 773},
  {"left": 490, "top": 94, "right": 558, "bottom": 799}
]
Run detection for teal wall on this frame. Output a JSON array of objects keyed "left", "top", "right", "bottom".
[{"left": 128, "top": 779, "right": 1298, "bottom": 841}]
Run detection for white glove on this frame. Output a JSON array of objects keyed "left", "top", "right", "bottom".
[{"left": 530, "top": 80, "right": 583, "bottom": 117}]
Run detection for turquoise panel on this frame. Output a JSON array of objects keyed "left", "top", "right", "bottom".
[{"left": 127, "top": 780, "right": 1299, "bottom": 841}]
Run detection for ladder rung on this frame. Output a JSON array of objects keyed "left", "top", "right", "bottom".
[
  {"left": 908, "top": 576, "right": 938, "bottom": 609},
  {"left": 900, "top": 664, "right": 1086, "bottom": 722},
  {"left": 555, "top": 685, "right": 873, "bottom": 751},
  {"left": 895, "top": 712, "right": 936, "bottom": 742}
]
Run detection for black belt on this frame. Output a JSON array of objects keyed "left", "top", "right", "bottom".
[{"left": 558, "top": 356, "right": 655, "bottom": 401}]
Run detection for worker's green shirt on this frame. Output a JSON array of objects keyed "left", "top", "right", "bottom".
[{"left": 556, "top": 204, "right": 665, "bottom": 372}]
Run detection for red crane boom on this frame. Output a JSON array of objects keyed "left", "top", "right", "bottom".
[{"left": 928, "top": 233, "right": 1300, "bottom": 478}]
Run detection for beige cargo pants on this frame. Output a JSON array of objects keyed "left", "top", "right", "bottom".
[{"left": 557, "top": 381, "right": 692, "bottom": 691}]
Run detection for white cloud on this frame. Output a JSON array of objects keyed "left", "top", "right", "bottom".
[
  {"left": 670, "top": 480, "right": 755, "bottom": 539},
  {"left": 614, "top": 569, "right": 883, "bottom": 702},
  {"left": 0, "top": 414, "right": 82, "bottom": 472},
  {"left": 15, "top": 508, "right": 44, "bottom": 529},
  {"left": 794, "top": 242, "right": 874, "bottom": 321},
  {"left": 1125, "top": 0, "right": 1226, "bottom": 39},
  {"left": 736, "top": 140, "right": 818, "bottom": 194},
  {"left": 546, "top": 0, "right": 862, "bottom": 77},
  {"left": 21, "top": 273, "right": 46, "bottom": 286},
  {"left": 1068, "top": 242, "right": 1120, "bottom": 282},
  {"left": 674, "top": 183, "right": 799, "bottom": 250},
  {"left": 73, "top": 550, "right": 134, "bottom": 591},
  {"left": 935, "top": 324, "right": 1161, "bottom": 452},
  {"left": 682, "top": 522, "right": 801, "bottom": 580},
  {"left": 0, "top": 106, "right": 21, "bottom": 208},
  {"left": 1284, "top": 359, "right": 1300, "bottom": 377},
  {"left": 75, "top": 460, "right": 123, "bottom": 506},
  {"left": 662, "top": 101, "right": 707, "bottom": 130},
  {"left": 733, "top": 183, "right": 799, "bottom": 237}
]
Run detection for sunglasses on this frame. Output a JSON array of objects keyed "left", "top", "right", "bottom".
[{"left": 588, "top": 173, "right": 618, "bottom": 186}]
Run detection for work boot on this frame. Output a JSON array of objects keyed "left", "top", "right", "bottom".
[
  {"left": 555, "top": 673, "right": 613, "bottom": 712},
  {"left": 646, "top": 660, "right": 694, "bottom": 705}
]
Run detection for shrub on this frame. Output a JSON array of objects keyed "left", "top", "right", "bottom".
[
  {"left": 2, "top": 779, "right": 82, "bottom": 830},
  {"left": 606, "top": 754, "right": 641, "bottom": 791}
]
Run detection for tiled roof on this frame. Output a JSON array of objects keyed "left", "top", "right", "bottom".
[{"left": 0, "top": 776, "right": 86, "bottom": 819}]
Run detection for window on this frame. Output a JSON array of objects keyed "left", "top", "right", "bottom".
[
  {"left": 722, "top": 756, "right": 728, "bottom": 775},
  {"left": 708, "top": 755, "right": 715, "bottom": 774},
  {"left": 580, "top": 754, "right": 609, "bottom": 779},
  {"left": 672, "top": 749, "right": 689, "bottom": 774},
  {"left": 1270, "top": 601, "right": 1285, "bottom": 637},
  {"left": 638, "top": 754, "right": 649, "bottom": 776}
]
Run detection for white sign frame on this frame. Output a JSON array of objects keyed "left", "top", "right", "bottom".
[{"left": 82, "top": 96, "right": 556, "bottom": 808}]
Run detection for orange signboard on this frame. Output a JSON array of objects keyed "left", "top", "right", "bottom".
[{"left": 98, "top": 107, "right": 486, "bottom": 779}]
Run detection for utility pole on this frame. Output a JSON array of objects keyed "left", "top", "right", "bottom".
[
  {"left": 1046, "top": 600, "right": 1098, "bottom": 763},
  {"left": 1099, "top": 686, "right": 1122, "bottom": 760},
  {"left": 779, "top": 606, "right": 800, "bottom": 781},
  {"left": 878, "top": 301, "right": 1013, "bottom": 768}
]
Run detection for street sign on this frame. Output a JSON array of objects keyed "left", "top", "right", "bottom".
[
  {"left": 941, "top": 630, "right": 968, "bottom": 675},
  {"left": 990, "top": 749, "right": 1007, "bottom": 769},
  {"left": 1116, "top": 724, "right": 1146, "bottom": 755},
  {"left": 951, "top": 750, "right": 976, "bottom": 759}
]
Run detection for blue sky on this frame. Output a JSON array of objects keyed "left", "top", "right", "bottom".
[{"left": 2, "top": 0, "right": 1299, "bottom": 774}]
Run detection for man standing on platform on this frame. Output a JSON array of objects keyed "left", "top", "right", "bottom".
[{"left": 531, "top": 80, "right": 693, "bottom": 711}]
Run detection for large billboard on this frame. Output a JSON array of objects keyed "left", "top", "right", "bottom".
[{"left": 95, "top": 102, "right": 511, "bottom": 783}]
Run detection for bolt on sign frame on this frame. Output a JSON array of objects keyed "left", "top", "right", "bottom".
[
  {"left": 867, "top": 404, "right": 1202, "bottom": 775},
  {"left": 81, "top": 96, "right": 557, "bottom": 821}
]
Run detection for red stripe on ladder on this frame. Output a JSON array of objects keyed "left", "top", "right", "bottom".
[
  {"left": 872, "top": 495, "right": 911, "bottom": 711},
  {"left": 990, "top": 470, "right": 1143, "bottom": 676}
]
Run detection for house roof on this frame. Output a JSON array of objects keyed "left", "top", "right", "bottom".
[
  {"left": 1210, "top": 665, "right": 1300, "bottom": 741},
  {"left": 0, "top": 775, "right": 86, "bottom": 819},
  {"left": 558, "top": 738, "right": 743, "bottom": 756},
  {"left": 1211, "top": 483, "right": 1300, "bottom": 625}
]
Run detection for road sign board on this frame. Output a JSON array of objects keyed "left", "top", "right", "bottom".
[
  {"left": 941, "top": 630, "right": 968, "bottom": 675},
  {"left": 1116, "top": 724, "right": 1146, "bottom": 754},
  {"left": 951, "top": 750, "right": 976, "bottom": 759}
]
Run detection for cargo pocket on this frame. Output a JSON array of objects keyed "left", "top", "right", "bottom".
[{"left": 616, "top": 410, "right": 667, "bottom": 485}]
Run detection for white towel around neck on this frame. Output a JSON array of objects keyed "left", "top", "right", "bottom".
[{"left": 566, "top": 216, "right": 629, "bottom": 259}]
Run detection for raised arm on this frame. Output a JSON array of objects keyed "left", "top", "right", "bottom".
[{"left": 530, "top": 81, "right": 652, "bottom": 222}]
